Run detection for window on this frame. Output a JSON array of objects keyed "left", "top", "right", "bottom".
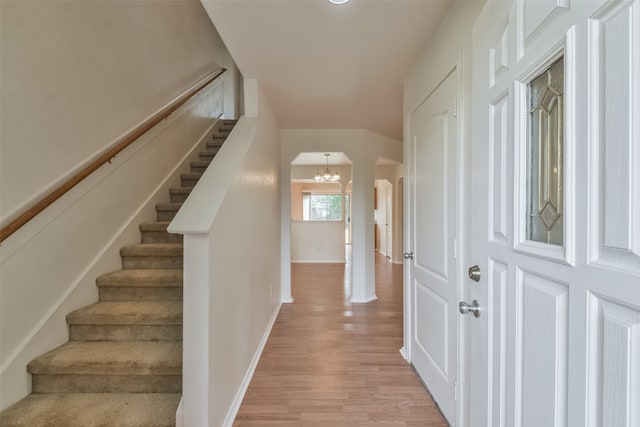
[
  {"left": 302, "top": 194, "right": 342, "bottom": 220},
  {"left": 526, "top": 56, "right": 564, "bottom": 245}
]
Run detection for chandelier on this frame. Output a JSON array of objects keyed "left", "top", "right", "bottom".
[{"left": 314, "top": 154, "right": 341, "bottom": 182}]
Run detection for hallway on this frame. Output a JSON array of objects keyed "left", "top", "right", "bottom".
[{"left": 233, "top": 253, "right": 448, "bottom": 426}]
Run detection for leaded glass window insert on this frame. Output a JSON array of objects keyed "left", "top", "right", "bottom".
[{"left": 526, "top": 57, "right": 564, "bottom": 245}]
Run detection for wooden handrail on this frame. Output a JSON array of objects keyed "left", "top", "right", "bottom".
[{"left": 0, "top": 67, "right": 227, "bottom": 243}]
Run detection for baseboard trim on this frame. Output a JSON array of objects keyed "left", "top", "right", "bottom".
[
  {"left": 221, "top": 302, "right": 282, "bottom": 427},
  {"left": 291, "top": 260, "right": 345, "bottom": 264},
  {"left": 175, "top": 397, "right": 183, "bottom": 427},
  {"left": 350, "top": 294, "right": 378, "bottom": 304},
  {"left": 399, "top": 347, "right": 408, "bottom": 361}
]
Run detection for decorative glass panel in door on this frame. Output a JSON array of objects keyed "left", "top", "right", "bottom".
[{"left": 526, "top": 57, "right": 564, "bottom": 245}]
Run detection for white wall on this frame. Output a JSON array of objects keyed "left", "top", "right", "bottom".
[
  {"left": 403, "top": 0, "right": 485, "bottom": 424},
  {"left": 281, "top": 130, "right": 402, "bottom": 303},
  {"left": 291, "top": 221, "right": 345, "bottom": 263},
  {"left": 0, "top": 0, "right": 238, "bottom": 221},
  {"left": 169, "top": 79, "right": 281, "bottom": 427},
  {"left": 0, "top": 1, "right": 238, "bottom": 411}
]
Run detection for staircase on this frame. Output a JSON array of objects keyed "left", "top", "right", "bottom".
[{"left": 0, "top": 120, "right": 237, "bottom": 427}]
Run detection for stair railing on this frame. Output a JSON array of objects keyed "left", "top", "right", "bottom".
[{"left": 0, "top": 67, "right": 227, "bottom": 244}]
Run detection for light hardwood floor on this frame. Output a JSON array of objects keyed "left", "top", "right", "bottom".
[{"left": 233, "top": 252, "right": 449, "bottom": 426}]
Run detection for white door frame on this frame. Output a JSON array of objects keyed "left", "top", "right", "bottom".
[{"left": 402, "top": 53, "right": 469, "bottom": 426}]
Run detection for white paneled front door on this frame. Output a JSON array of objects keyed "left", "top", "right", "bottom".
[
  {"left": 407, "top": 69, "right": 458, "bottom": 424},
  {"left": 469, "top": 0, "right": 640, "bottom": 426}
]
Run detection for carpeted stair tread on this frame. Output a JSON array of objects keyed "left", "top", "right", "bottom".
[
  {"left": 140, "top": 222, "right": 182, "bottom": 243},
  {"left": 199, "top": 149, "right": 219, "bottom": 159},
  {"left": 0, "top": 393, "right": 181, "bottom": 427},
  {"left": 155, "top": 203, "right": 182, "bottom": 212},
  {"left": 27, "top": 341, "right": 181, "bottom": 375},
  {"left": 97, "top": 269, "right": 182, "bottom": 288},
  {"left": 180, "top": 173, "right": 202, "bottom": 180},
  {"left": 120, "top": 243, "right": 183, "bottom": 269},
  {"left": 139, "top": 222, "right": 171, "bottom": 232},
  {"left": 120, "top": 243, "right": 183, "bottom": 257},
  {"left": 169, "top": 187, "right": 192, "bottom": 196},
  {"left": 180, "top": 173, "right": 201, "bottom": 188},
  {"left": 190, "top": 160, "right": 211, "bottom": 168},
  {"left": 67, "top": 301, "right": 182, "bottom": 326},
  {"left": 169, "top": 188, "right": 192, "bottom": 203}
]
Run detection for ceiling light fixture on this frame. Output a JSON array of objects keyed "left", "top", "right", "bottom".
[
  {"left": 314, "top": 154, "right": 341, "bottom": 182},
  {"left": 327, "top": 0, "right": 350, "bottom": 5}
]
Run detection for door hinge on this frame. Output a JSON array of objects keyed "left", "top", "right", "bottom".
[
  {"left": 453, "top": 97, "right": 458, "bottom": 118},
  {"left": 454, "top": 380, "right": 458, "bottom": 401}
]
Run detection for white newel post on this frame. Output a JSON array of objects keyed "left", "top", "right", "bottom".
[
  {"left": 180, "top": 233, "right": 213, "bottom": 426},
  {"left": 350, "top": 157, "right": 376, "bottom": 303}
]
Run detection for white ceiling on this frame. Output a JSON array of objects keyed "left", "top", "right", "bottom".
[{"left": 201, "top": 0, "right": 453, "bottom": 141}]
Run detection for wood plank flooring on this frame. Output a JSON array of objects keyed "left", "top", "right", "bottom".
[{"left": 232, "top": 252, "right": 449, "bottom": 426}]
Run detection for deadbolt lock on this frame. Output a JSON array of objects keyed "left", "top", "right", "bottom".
[{"left": 468, "top": 265, "right": 481, "bottom": 282}]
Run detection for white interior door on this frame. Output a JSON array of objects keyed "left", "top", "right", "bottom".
[
  {"left": 408, "top": 69, "right": 458, "bottom": 423},
  {"left": 469, "top": 0, "right": 640, "bottom": 426}
]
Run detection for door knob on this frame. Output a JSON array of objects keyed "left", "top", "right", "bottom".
[
  {"left": 403, "top": 252, "right": 414, "bottom": 260},
  {"left": 468, "top": 265, "right": 481, "bottom": 282},
  {"left": 459, "top": 300, "right": 481, "bottom": 317}
]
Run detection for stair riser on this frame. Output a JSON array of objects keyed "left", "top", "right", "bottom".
[
  {"left": 180, "top": 178, "right": 199, "bottom": 188},
  {"left": 141, "top": 230, "right": 182, "bottom": 243},
  {"left": 122, "top": 256, "right": 182, "bottom": 270},
  {"left": 32, "top": 375, "right": 181, "bottom": 394},
  {"left": 207, "top": 142, "right": 223, "bottom": 150},
  {"left": 156, "top": 211, "right": 178, "bottom": 222},
  {"left": 170, "top": 192, "right": 190, "bottom": 203},
  {"left": 199, "top": 151, "right": 217, "bottom": 161},
  {"left": 190, "top": 163, "right": 209, "bottom": 174},
  {"left": 99, "top": 287, "right": 183, "bottom": 301},
  {"left": 69, "top": 325, "right": 182, "bottom": 342}
]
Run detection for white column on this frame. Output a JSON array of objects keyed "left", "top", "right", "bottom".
[
  {"left": 280, "top": 155, "right": 293, "bottom": 302},
  {"left": 350, "top": 158, "right": 376, "bottom": 302}
]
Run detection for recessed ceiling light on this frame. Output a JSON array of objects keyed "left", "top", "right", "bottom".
[{"left": 328, "top": 0, "right": 350, "bottom": 4}]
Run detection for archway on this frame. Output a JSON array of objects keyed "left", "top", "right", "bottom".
[{"left": 290, "top": 152, "right": 352, "bottom": 265}]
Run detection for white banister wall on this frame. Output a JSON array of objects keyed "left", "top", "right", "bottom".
[{"left": 168, "top": 79, "right": 281, "bottom": 427}]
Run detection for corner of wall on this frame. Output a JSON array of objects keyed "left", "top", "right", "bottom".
[{"left": 243, "top": 78, "right": 260, "bottom": 117}]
